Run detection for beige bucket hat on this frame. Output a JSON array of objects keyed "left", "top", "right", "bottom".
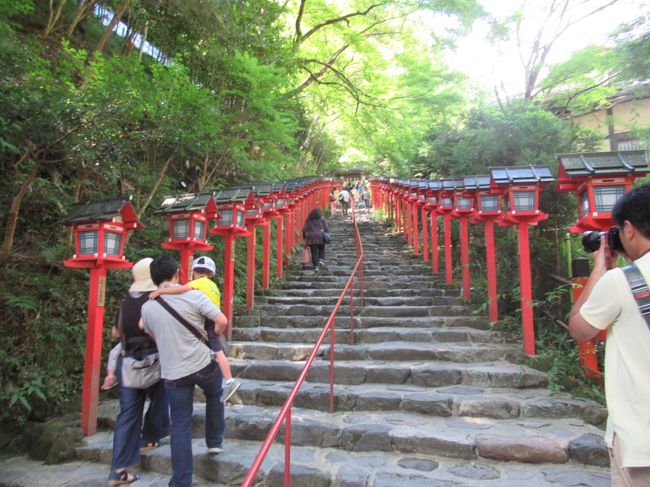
[{"left": 129, "top": 257, "right": 157, "bottom": 292}]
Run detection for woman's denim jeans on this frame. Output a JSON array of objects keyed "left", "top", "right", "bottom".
[
  {"left": 110, "top": 355, "right": 169, "bottom": 479},
  {"left": 165, "top": 360, "right": 224, "bottom": 487}
]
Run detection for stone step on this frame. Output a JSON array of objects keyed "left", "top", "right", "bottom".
[
  {"left": 223, "top": 379, "right": 607, "bottom": 425},
  {"left": 228, "top": 341, "right": 520, "bottom": 363},
  {"left": 259, "top": 295, "right": 438, "bottom": 306},
  {"left": 277, "top": 287, "right": 460, "bottom": 298},
  {"left": 235, "top": 314, "right": 489, "bottom": 330},
  {"left": 232, "top": 325, "right": 502, "bottom": 345},
  {"left": 252, "top": 304, "right": 469, "bottom": 318},
  {"left": 73, "top": 430, "right": 610, "bottom": 487},
  {"left": 229, "top": 358, "right": 549, "bottom": 389},
  {"left": 0, "top": 456, "right": 220, "bottom": 487},
  {"left": 95, "top": 404, "right": 608, "bottom": 468}
]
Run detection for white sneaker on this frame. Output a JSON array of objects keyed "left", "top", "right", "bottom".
[
  {"left": 221, "top": 379, "right": 241, "bottom": 402},
  {"left": 207, "top": 446, "right": 223, "bottom": 455}
]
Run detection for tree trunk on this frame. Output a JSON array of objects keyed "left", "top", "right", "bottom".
[
  {"left": 44, "top": 0, "right": 68, "bottom": 37},
  {"left": 1, "top": 157, "right": 38, "bottom": 262},
  {"left": 66, "top": 0, "right": 98, "bottom": 37},
  {"left": 137, "top": 156, "right": 174, "bottom": 219},
  {"left": 96, "top": 0, "right": 132, "bottom": 53}
]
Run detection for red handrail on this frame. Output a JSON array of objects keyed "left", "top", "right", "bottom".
[{"left": 240, "top": 203, "right": 364, "bottom": 487}]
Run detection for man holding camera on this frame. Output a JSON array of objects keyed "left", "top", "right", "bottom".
[{"left": 569, "top": 183, "right": 650, "bottom": 486}]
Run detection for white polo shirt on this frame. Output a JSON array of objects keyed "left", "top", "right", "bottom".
[{"left": 579, "top": 252, "right": 650, "bottom": 467}]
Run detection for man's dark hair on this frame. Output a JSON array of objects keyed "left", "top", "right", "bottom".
[
  {"left": 612, "top": 182, "right": 650, "bottom": 239},
  {"left": 150, "top": 254, "right": 178, "bottom": 285}
]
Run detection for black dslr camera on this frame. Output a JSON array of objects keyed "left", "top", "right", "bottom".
[{"left": 582, "top": 226, "right": 624, "bottom": 253}]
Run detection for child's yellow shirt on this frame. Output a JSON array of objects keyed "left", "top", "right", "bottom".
[{"left": 188, "top": 276, "right": 221, "bottom": 308}]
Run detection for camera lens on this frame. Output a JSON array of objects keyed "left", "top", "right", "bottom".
[
  {"left": 582, "top": 231, "right": 605, "bottom": 253},
  {"left": 608, "top": 226, "right": 623, "bottom": 253}
]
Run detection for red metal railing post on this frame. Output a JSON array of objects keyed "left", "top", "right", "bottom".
[
  {"left": 329, "top": 316, "right": 335, "bottom": 413},
  {"left": 284, "top": 408, "right": 291, "bottom": 487}
]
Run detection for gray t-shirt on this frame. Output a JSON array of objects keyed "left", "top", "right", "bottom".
[{"left": 142, "top": 290, "right": 220, "bottom": 380}]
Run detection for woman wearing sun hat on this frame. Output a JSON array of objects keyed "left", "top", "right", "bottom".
[{"left": 108, "top": 257, "right": 169, "bottom": 486}]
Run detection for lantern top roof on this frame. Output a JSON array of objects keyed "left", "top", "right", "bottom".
[
  {"left": 441, "top": 178, "right": 463, "bottom": 191},
  {"left": 253, "top": 183, "right": 273, "bottom": 196},
  {"left": 272, "top": 181, "right": 285, "bottom": 192},
  {"left": 462, "top": 175, "right": 491, "bottom": 190},
  {"left": 489, "top": 165, "right": 554, "bottom": 186},
  {"left": 62, "top": 196, "right": 139, "bottom": 226},
  {"left": 427, "top": 180, "right": 441, "bottom": 190},
  {"left": 408, "top": 179, "right": 420, "bottom": 189},
  {"left": 157, "top": 192, "right": 216, "bottom": 214},
  {"left": 556, "top": 150, "right": 648, "bottom": 177},
  {"left": 418, "top": 180, "right": 428, "bottom": 190},
  {"left": 284, "top": 180, "right": 299, "bottom": 192},
  {"left": 213, "top": 187, "right": 251, "bottom": 203}
]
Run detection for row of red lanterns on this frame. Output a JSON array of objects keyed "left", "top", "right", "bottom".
[
  {"left": 369, "top": 150, "right": 649, "bottom": 361},
  {"left": 61, "top": 177, "right": 336, "bottom": 436}
]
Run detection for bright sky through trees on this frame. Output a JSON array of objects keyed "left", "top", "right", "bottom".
[{"left": 441, "top": 0, "right": 648, "bottom": 97}]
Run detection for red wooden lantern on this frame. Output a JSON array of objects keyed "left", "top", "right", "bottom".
[
  {"left": 408, "top": 179, "right": 421, "bottom": 254},
  {"left": 453, "top": 179, "right": 477, "bottom": 301},
  {"left": 416, "top": 180, "right": 429, "bottom": 261},
  {"left": 426, "top": 180, "right": 442, "bottom": 273},
  {"left": 62, "top": 196, "right": 142, "bottom": 436},
  {"left": 556, "top": 150, "right": 648, "bottom": 233},
  {"left": 468, "top": 175, "right": 502, "bottom": 323},
  {"left": 158, "top": 192, "right": 217, "bottom": 284},
  {"left": 489, "top": 165, "right": 555, "bottom": 356},
  {"left": 254, "top": 183, "right": 276, "bottom": 289},
  {"left": 209, "top": 188, "right": 251, "bottom": 337},
  {"left": 556, "top": 150, "right": 648, "bottom": 377},
  {"left": 438, "top": 179, "right": 462, "bottom": 284},
  {"left": 272, "top": 181, "right": 289, "bottom": 280}
]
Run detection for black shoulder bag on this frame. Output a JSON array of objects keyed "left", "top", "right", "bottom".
[{"left": 621, "top": 263, "right": 650, "bottom": 330}]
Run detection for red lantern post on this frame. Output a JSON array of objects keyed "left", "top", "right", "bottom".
[
  {"left": 417, "top": 180, "right": 429, "bottom": 261},
  {"left": 426, "top": 180, "right": 441, "bottom": 273},
  {"left": 408, "top": 180, "right": 420, "bottom": 254},
  {"left": 438, "top": 179, "right": 461, "bottom": 284},
  {"left": 209, "top": 188, "right": 250, "bottom": 338},
  {"left": 158, "top": 193, "right": 217, "bottom": 284},
  {"left": 556, "top": 150, "right": 649, "bottom": 375},
  {"left": 489, "top": 165, "right": 555, "bottom": 356},
  {"left": 453, "top": 180, "right": 477, "bottom": 301},
  {"left": 273, "top": 183, "right": 290, "bottom": 280},
  {"left": 259, "top": 185, "right": 278, "bottom": 289},
  {"left": 469, "top": 175, "right": 503, "bottom": 323},
  {"left": 62, "top": 197, "right": 141, "bottom": 436}
]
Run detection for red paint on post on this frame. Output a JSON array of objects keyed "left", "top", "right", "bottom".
[
  {"left": 518, "top": 223, "right": 535, "bottom": 355},
  {"left": 422, "top": 206, "right": 429, "bottom": 262},
  {"left": 459, "top": 216, "right": 470, "bottom": 301},
  {"left": 485, "top": 221, "right": 498, "bottom": 323},
  {"left": 262, "top": 220, "right": 271, "bottom": 289},
  {"left": 444, "top": 214, "right": 453, "bottom": 284}
]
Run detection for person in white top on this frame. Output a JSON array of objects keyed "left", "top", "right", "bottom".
[{"left": 569, "top": 183, "right": 650, "bottom": 486}]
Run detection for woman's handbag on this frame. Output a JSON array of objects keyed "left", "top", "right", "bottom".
[
  {"left": 121, "top": 353, "right": 161, "bottom": 389},
  {"left": 302, "top": 245, "right": 312, "bottom": 264},
  {"left": 322, "top": 231, "right": 332, "bottom": 244}
]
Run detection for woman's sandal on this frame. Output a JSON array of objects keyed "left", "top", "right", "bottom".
[
  {"left": 108, "top": 469, "right": 140, "bottom": 486},
  {"left": 138, "top": 441, "right": 159, "bottom": 453}
]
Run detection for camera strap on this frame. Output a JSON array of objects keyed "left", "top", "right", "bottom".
[{"left": 622, "top": 263, "right": 650, "bottom": 329}]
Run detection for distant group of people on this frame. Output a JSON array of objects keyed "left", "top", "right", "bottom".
[
  {"left": 328, "top": 181, "right": 371, "bottom": 216},
  {"left": 106, "top": 255, "right": 240, "bottom": 487}
]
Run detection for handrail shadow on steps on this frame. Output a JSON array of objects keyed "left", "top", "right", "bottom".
[{"left": 240, "top": 204, "right": 365, "bottom": 486}]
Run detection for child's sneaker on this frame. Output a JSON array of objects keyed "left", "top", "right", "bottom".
[
  {"left": 101, "top": 375, "right": 118, "bottom": 390},
  {"left": 221, "top": 378, "right": 241, "bottom": 402}
]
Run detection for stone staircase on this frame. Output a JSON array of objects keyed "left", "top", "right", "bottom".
[{"left": 0, "top": 213, "right": 611, "bottom": 486}]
